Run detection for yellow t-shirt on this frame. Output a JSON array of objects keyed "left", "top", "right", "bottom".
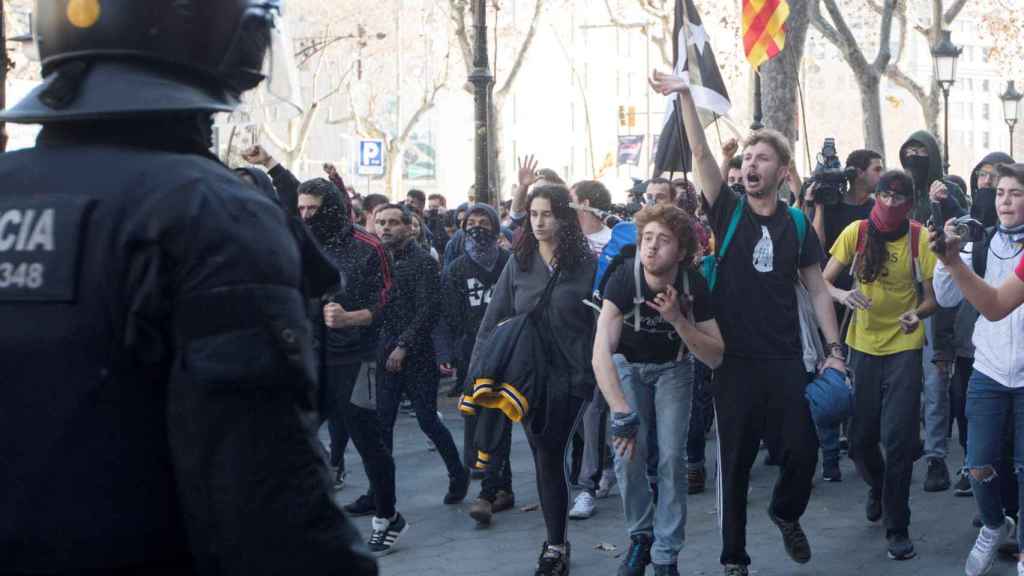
[{"left": 830, "top": 220, "right": 937, "bottom": 355}]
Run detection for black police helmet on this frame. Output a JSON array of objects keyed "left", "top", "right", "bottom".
[{"left": 0, "top": 0, "right": 283, "bottom": 123}]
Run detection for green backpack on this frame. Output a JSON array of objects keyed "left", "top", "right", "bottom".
[{"left": 700, "top": 196, "right": 807, "bottom": 291}]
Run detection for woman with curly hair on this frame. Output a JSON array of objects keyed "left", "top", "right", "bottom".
[
  {"left": 468, "top": 184, "right": 597, "bottom": 575},
  {"left": 822, "top": 170, "right": 939, "bottom": 561}
]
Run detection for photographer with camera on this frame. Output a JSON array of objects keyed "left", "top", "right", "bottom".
[
  {"left": 931, "top": 162, "right": 1024, "bottom": 576},
  {"left": 801, "top": 147, "right": 881, "bottom": 481}
]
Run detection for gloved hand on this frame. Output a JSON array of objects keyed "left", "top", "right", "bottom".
[{"left": 610, "top": 411, "right": 640, "bottom": 440}]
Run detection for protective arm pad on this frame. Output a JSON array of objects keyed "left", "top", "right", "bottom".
[{"left": 167, "top": 284, "right": 377, "bottom": 575}]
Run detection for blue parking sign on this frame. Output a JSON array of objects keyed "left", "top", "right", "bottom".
[{"left": 357, "top": 139, "right": 385, "bottom": 176}]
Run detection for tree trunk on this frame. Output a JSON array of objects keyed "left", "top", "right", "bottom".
[
  {"left": 489, "top": 97, "right": 503, "bottom": 201},
  {"left": 925, "top": 89, "right": 941, "bottom": 140},
  {"left": 858, "top": 72, "right": 886, "bottom": 156},
  {"left": 759, "top": 0, "right": 811, "bottom": 144}
]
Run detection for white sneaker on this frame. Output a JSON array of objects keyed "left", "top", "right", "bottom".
[
  {"left": 595, "top": 468, "right": 617, "bottom": 499},
  {"left": 568, "top": 491, "right": 596, "bottom": 519},
  {"left": 1018, "top": 560, "right": 1024, "bottom": 576},
  {"left": 966, "top": 516, "right": 1015, "bottom": 576}
]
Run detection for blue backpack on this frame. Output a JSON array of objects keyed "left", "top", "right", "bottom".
[{"left": 700, "top": 197, "right": 807, "bottom": 291}]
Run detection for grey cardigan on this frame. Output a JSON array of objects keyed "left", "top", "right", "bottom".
[{"left": 468, "top": 251, "right": 597, "bottom": 400}]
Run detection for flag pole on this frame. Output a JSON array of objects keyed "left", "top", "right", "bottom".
[{"left": 751, "top": 69, "right": 764, "bottom": 131}]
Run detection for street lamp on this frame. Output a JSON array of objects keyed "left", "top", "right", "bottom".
[
  {"left": 468, "top": 0, "right": 495, "bottom": 207},
  {"left": 1000, "top": 80, "right": 1022, "bottom": 157},
  {"left": 930, "top": 29, "right": 961, "bottom": 175}
]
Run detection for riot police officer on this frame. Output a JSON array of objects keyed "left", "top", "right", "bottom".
[{"left": 0, "top": 1, "right": 376, "bottom": 575}]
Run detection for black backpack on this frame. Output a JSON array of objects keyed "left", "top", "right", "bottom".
[
  {"left": 589, "top": 244, "right": 691, "bottom": 331},
  {"left": 972, "top": 227, "right": 997, "bottom": 279}
]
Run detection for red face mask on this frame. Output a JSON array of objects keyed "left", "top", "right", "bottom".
[{"left": 869, "top": 199, "right": 912, "bottom": 233}]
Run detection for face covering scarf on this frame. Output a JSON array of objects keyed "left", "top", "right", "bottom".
[
  {"left": 869, "top": 198, "right": 912, "bottom": 241},
  {"left": 465, "top": 226, "right": 500, "bottom": 271},
  {"left": 905, "top": 155, "right": 931, "bottom": 190}
]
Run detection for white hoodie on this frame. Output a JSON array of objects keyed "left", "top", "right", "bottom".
[{"left": 934, "top": 232, "right": 1024, "bottom": 388}]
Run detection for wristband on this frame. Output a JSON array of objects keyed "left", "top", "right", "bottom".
[
  {"left": 610, "top": 411, "right": 640, "bottom": 440},
  {"left": 825, "top": 342, "right": 845, "bottom": 360}
]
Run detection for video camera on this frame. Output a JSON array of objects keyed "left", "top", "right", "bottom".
[{"left": 801, "top": 138, "right": 857, "bottom": 206}]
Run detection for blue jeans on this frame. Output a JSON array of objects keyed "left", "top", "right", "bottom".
[
  {"left": 966, "top": 369, "right": 1024, "bottom": 551},
  {"left": 612, "top": 354, "right": 693, "bottom": 565}
]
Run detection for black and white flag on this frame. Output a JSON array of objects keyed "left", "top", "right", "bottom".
[{"left": 653, "top": 0, "right": 732, "bottom": 176}]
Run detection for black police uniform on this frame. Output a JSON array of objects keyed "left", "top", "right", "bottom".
[
  {"left": 0, "top": 124, "right": 375, "bottom": 576},
  {"left": 0, "top": 1, "right": 374, "bottom": 574}
]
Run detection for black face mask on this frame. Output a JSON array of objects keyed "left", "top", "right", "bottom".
[
  {"left": 466, "top": 225, "right": 497, "bottom": 246},
  {"left": 972, "top": 187, "right": 998, "bottom": 228},
  {"left": 905, "top": 156, "right": 931, "bottom": 189}
]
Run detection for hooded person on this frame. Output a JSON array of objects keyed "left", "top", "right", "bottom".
[
  {"left": 233, "top": 167, "right": 340, "bottom": 300},
  {"left": 296, "top": 178, "right": 407, "bottom": 553},
  {"left": 900, "top": 131, "right": 966, "bottom": 492},
  {"left": 444, "top": 202, "right": 472, "bottom": 267},
  {"left": 899, "top": 130, "right": 968, "bottom": 224},
  {"left": 441, "top": 203, "right": 515, "bottom": 522},
  {"left": 970, "top": 152, "right": 1015, "bottom": 228}
]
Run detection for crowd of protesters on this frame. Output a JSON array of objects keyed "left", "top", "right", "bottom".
[{"left": 223, "top": 67, "right": 1024, "bottom": 576}]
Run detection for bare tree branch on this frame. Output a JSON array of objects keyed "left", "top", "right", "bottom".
[
  {"left": 449, "top": 0, "right": 474, "bottom": 83},
  {"left": 811, "top": 0, "right": 868, "bottom": 73},
  {"left": 872, "top": 0, "right": 896, "bottom": 71},
  {"left": 885, "top": 62, "right": 928, "bottom": 105},
  {"left": 944, "top": 0, "right": 968, "bottom": 25},
  {"left": 496, "top": 0, "right": 546, "bottom": 98}
]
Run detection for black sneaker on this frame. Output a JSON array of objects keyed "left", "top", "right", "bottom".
[
  {"left": 924, "top": 458, "right": 951, "bottom": 492},
  {"left": 617, "top": 533, "right": 652, "bottom": 576},
  {"left": 954, "top": 470, "right": 973, "bottom": 497},
  {"left": 653, "top": 563, "right": 680, "bottom": 576},
  {"left": 886, "top": 530, "right": 916, "bottom": 560},
  {"left": 367, "top": 513, "right": 408, "bottom": 556},
  {"left": 444, "top": 469, "right": 470, "bottom": 504},
  {"left": 535, "top": 542, "right": 570, "bottom": 576},
  {"left": 343, "top": 494, "right": 376, "bottom": 517},
  {"left": 768, "top": 507, "right": 811, "bottom": 563},
  {"left": 866, "top": 489, "right": 882, "bottom": 523},
  {"left": 823, "top": 461, "right": 842, "bottom": 482},
  {"left": 723, "top": 565, "right": 748, "bottom": 576}
]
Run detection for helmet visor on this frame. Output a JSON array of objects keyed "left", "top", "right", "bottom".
[
  {"left": 259, "top": 11, "right": 303, "bottom": 118},
  {"left": 224, "top": 5, "right": 302, "bottom": 118}
]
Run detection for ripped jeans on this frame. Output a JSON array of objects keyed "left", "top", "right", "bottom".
[{"left": 966, "top": 368, "right": 1024, "bottom": 550}]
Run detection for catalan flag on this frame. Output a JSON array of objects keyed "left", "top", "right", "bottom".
[{"left": 743, "top": 0, "right": 790, "bottom": 69}]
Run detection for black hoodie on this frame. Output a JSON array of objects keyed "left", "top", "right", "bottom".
[
  {"left": 899, "top": 130, "right": 967, "bottom": 223},
  {"left": 442, "top": 204, "right": 510, "bottom": 364},
  {"left": 970, "top": 151, "right": 1015, "bottom": 228},
  {"left": 235, "top": 166, "right": 340, "bottom": 298},
  {"left": 298, "top": 174, "right": 392, "bottom": 364}
]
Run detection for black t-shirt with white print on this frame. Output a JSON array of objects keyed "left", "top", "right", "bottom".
[
  {"left": 604, "top": 260, "right": 714, "bottom": 364},
  {"left": 707, "top": 184, "right": 823, "bottom": 359}
]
